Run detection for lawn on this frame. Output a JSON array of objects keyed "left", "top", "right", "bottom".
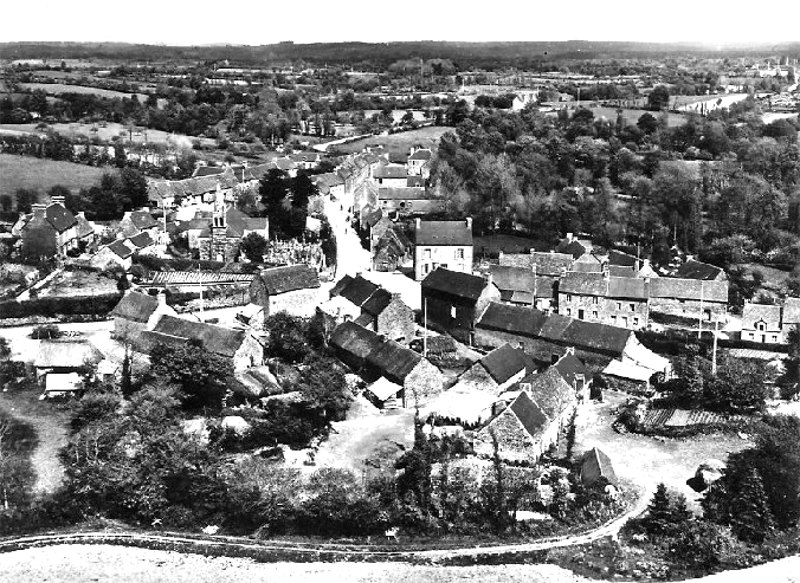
[
  {"left": 331, "top": 126, "right": 450, "bottom": 156},
  {"left": 0, "top": 153, "right": 110, "bottom": 201}
]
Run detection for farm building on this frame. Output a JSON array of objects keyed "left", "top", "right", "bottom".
[
  {"left": 580, "top": 447, "right": 618, "bottom": 487},
  {"left": 110, "top": 290, "right": 177, "bottom": 343},
  {"left": 34, "top": 339, "right": 103, "bottom": 381},
  {"left": 249, "top": 264, "right": 321, "bottom": 319}
]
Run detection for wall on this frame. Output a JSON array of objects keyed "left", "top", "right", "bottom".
[
  {"left": 414, "top": 245, "right": 473, "bottom": 281},
  {"left": 473, "top": 417, "right": 540, "bottom": 464},
  {"left": 233, "top": 334, "right": 265, "bottom": 371},
  {"left": 267, "top": 287, "right": 323, "bottom": 319},
  {"left": 559, "top": 293, "right": 648, "bottom": 330},
  {"left": 648, "top": 297, "right": 726, "bottom": 323},
  {"left": 376, "top": 298, "right": 415, "bottom": 343},
  {"left": 404, "top": 359, "right": 444, "bottom": 408}
]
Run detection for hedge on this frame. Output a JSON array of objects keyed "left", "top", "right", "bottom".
[{"left": 0, "top": 293, "right": 123, "bottom": 319}]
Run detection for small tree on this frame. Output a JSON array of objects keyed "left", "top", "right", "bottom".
[
  {"left": 149, "top": 340, "right": 232, "bottom": 411},
  {"left": 729, "top": 468, "right": 775, "bottom": 543},
  {"left": 240, "top": 232, "right": 268, "bottom": 263}
]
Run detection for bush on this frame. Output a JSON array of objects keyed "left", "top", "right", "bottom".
[{"left": 1, "top": 294, "right": 122, "bottom": 320}]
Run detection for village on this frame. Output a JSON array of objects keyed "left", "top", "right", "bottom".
[{"left": 0, "top": 38, "right": 800, "bottom": 582}]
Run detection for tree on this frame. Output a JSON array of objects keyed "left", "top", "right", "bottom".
[
  {"left": 637, "top": 112, "right": 659, "bottom": 134},
  {"left": 149, "top": 340, "right": 233, "bottom": 411},
  {"left": 290, "top": 170, "right": 317, "bottom": 209},
  {"left": 259, "top": 169, "right": 290, "bottom": 211},
  {"left": 240, "top": 232, "right": 268, "bottom": 263},
  {"left": 648, "top": 85, "right": 671, "bottom": 111},
  {"left": 728, "top": 469, "right": 775, "bottom": 543},
  {"left": 263, "top": 312, "right": 317, "bottom": 363},
  {"left": 15, "top": 189, "right": 38, "bottom": 214},
  {"left": 0, "top": 194, "right": 12, "bottom": 213},
  {"left": 0, "top": 338, "right": 10, "bottom": 361},
  {"left": 118, "top": 168, "right": 149, "bottom": 209},
  {"left": 0, "top": 414, "right": 36, "bottom": 510}
]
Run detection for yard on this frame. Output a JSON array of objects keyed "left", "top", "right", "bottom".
[
  {"left": 573, "top": 391, "right": 752, "bottom": 512},
  {"left": 331, "top": 126, "right": 450, "bottom": 157},
  {"left": 34, "top": 269, "right": 120, "bottom": 299},
  {"left": 0, "top": 153, "right": 109, "bottom": 201}
]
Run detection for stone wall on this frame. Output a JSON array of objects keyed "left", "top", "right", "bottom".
[
  {"left": 648, "top": 297, "right": 726, "bottom": 322},
  {"left": 376, "top": 298, "right": 415, "bottom": 343},
  {"left": 404, "top": 359, "right": 445, "bottom": 408},
  {"left": 473, "top": 415, "right": 539, "bottom": 463},
  {"left": 267, "top": 287, "right": 323, "bottom": 319},
  {"left": 559, "top": 293, "right": 648, "bottom": 330}
]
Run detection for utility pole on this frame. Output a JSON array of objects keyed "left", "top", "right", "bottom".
[
  {"left": 423, "top": 297, "right": 428, "bottom": 358},
  {"left": 198, "top": 265, "right": 204, "bottom": 321},
  {"left": 698, "top": 281, "right": 704, "bottom": 339},
  {"left": 711, "top": 319, "right": 719, "bottom": 375}
]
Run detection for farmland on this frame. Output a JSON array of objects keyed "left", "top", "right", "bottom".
[
  {"left": 0, "top": 153, "right": 109, "bottom": 201},
  {"left": 0, "top": 122, "right": 214, "bottom": 148},
  {"left": 19, "top": 82, "right": 150, "bottom": 102},
  {"left": 587, "top": 107, "right": 688, "bottom": 128},
  {"left": 331, "top": 126, "right": 450, "bottom": 156}
]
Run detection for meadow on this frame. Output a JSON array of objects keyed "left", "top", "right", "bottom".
[
  {"left": 331, "top": 126, "right": 450, "bottom": 156},
  {"left": 0, "top": 153, "right": 109, "bottom": 201},
  {"left": 19, "top": 82, "right": 149, "bottom": 102},
  {"left": 0, "top": 122, "right": 214, "bottom": 148}
]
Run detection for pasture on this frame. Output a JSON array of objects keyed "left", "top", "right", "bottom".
[
  {"left": 19, "top": 82, "right": 150, "bottom": 102},
  {"left": 0, "top": 122, "right": 214, "bottom": 148},
  {"left": 0, "top": 153, "right": 109, "bottom": 201},
  {"left": 331, "top": 126, "right": 450, "bottom": 156}
]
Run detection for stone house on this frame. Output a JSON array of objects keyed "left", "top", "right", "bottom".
[
  {"left": 140, "top": 315, "right": 264, "bottom": 371},
  {"left": 406, "top": 148, "right": 432, "bottom": 177},
  {"left": 110, "top": 290, "right": 177, "bottom": 343},
  {"left": 648, "top": 277, "right": 728, "bottom": 326},
  {"left": 556, "top": 233, "right": 592, "bottom": 259},
  {"left": 90, "top": 239, "right": 135, "bottom": 270},
  {"left": 377, "top": 187, "right": 445, "bottom": 217},
  {"left": 373, "top": 164, "right": 409, "bottom": 188},
  {"left": 414, "top": 218, "right": 473, "bottom": 281},
  {"left": 580, "top": 447, "right": 618, "bottom": 487},
  {"left": 675, "top": 259, "right": 727, "bottom": 281},
  {"left": 15, "top": 197, "right": 79, "bottom": 260},
  {"left": 488, "top": 265, "right": 552, "bottom": 310},
  {"left": 198, "top": 205, "right": 269, "bottom": 262},
  {"left": 559, "top": 271, "right": 649, "bottom": 330},
  {"left": 249, "top": 264, "right": 321, "bottom": 319},
  {"left": 74, "top": 212, "right": 97, "bottom": 248},
  {"left": 421, "top": 268, "right": 502, "bottom": 344},
  {"left": 330, "top": 321, "right": 444, "bottom": 407},
  {"left": 372, "top": 222, "right": 412, "bottom": 272},
  {"left": 473, "top": 390, "right": 550, "bottom": 463},
  {"left": 741, "top": 302, "right": 788, "bottom": 344},
  {"left": 450, "top": 343, "right": 536, "bottom": 396},
  {"left": 147, "top": 169, "right": 240, "bottom": 208},
  {"left": 119, "top": 210, "right": 160, "bottom": 240}
]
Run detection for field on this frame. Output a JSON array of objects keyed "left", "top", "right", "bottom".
[
  {"left": 0, "top": 153, "right": 109, "bottom": 200},
  {"left": 587, "top": 107, "right": 687, "bottom": 128},
  {"left": 331, "top": 126, "right": 450, "bottom": 156},
  {"left": 19, "top": 82, "right": 149, "bottom": 102},
  {"left": 0, "top": 121, "right": 209, "bottom": 147}
]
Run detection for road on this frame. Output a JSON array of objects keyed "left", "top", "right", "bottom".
[{"left": 322, "top": 194, "right": 371, "bottom": 278}]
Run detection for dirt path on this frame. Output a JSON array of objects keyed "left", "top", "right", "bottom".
[{"left": 0, "top": 390, "right": 69, "bottom": 495}]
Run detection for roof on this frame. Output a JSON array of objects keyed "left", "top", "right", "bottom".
[
  {"left": 518, "top": 366, "right": 575, "bottom": 420},
  {"left": 480, "top": 344, "right": 535, "bottom": 385},
  {"left": 366, "top": 339, "right": 423, "bottom": 382},
  {"left": 111, "top": 291, "right": 160, "bottom": 323},
  {"left": 361, "top": 288, "right": 394, "bottom": 317},
  {"left": 742, "top": 303, "right": 782, "bottom": 332},
  {"left": 44, "top": 372, "right": 83, "bottom": 393},
  {"left": 489, "top": 266, "right": 537, "bottom": 293},
  {"left": 483, "top": 390, "right": 548, "bottom": 439},
  {"left": 366, "top": 376, "right": 403, "bottom": 402},
  {"left": 783, "top": 297, "right": 800, "bottom": 326},
  {"left": 75, "top": 213, "right": 95, "bottom": 239},
  {"left": 499, "top": 251, "right": 574, "bottom": 275},
  {"left": 330, "top": 321, "right": 383, "bottom": 361},
  {"left": 603, "top": 359, "right": 656, "bottom": 382},
  {"left": 127, "top": 232, "right": 154, "bottom": 249},
  {"left": 560, "top": 319, "right": 633, "bottom": 354},
  {"left": 607, "top": 250, "right": 638, "bottom": 267},
  {"left": 560, "top": 272, "right": 648, "bottom": 300},
  {"left": 35, "top": 340, "right": 103, "bottom": 369},
  {"left": 581, "top": 447, "right": 618, "bottom": 486},
  {"left": 126, "top": 210, "right": 159, "bottom": 230},
  {"left": 149, "top": 315, "right": 247, "bottom": 357},
  {"left": 649, "top": 277, "right": 728, "bottom": 303},
  {"left": 477, "top": 302, "right": 550, "bottom": 338},
  {"left": 194, "top": 166, "right": 225, "bottom": 177},
  {"left": 406, "top": 176, "right": 425, "bottom": 187},
  {"left": 45, "top": 203, "right": 77, "bottom": 233},
  {"left": 374, "top": 164, "right": 408, "bottom": 179},
  {"left": 556, "top": 239, "right": 590, "bottom": 259},
  {"left": 148, "top": 170, "right": 240, "bottom": 201},
  {"left": 336, "top": 275, "right": 380, "bottom": 307},
  {"left": 415, "top": 220, "right": 472, "bottom": 246},
  {"left": 107, "top": 239, "right": 134, "bottom": 259},
  {"left": 256, "top": 265, "right": 320, "bottom": 295},
  {"left": 408, "top": 149, "right": 433, "bottom": 161},
  {"left": 554, "top": 351, "right": 591, "bottom": 387},
  {"left": 330, "top": 275, "right": 354, "bottom": 298},
  {"left": 572, "top": 253, "right": 604, "bottom": 272},
  {"left": 675, "top": 259, "right": 725, "bottom": 281},
  {"left": 422, "top": 268, "right": 489, "bottom": 302},
  {"left": 377, "top": 187, "right": 429, "bottom": 200}
]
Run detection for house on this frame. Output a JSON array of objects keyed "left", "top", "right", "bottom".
[
  {"left": 321, "top": 274, "right": 415, "bottom": 343},
  {"left": 648, "top": 277, "right": 728, "bottom": 326},
  {"left": 674, "top": 259, "right": 727, "bottom": 281},
  {"left": 288, "top": 151, "right": 322, "bottom": 170},
  {"left": 556, "top": 233, "right": 592, "bottom": 259},
  {"left": 330, "top": 322, "right": 444, "bottom": 407},
  {"left": 580, "top": 447, "right": 618, "bottom": 487},
  {"left": 90, "top": 239, "right": 135, "bottom": 270},
  {"left": 406, "top": 148, "right": 433, "bottom": 177},
  {"left": 498, "top": 250, "right": 573, "bottom": 310},
  {"left": 371, "top": 220, "right": 412, "bottom": 272},
  {"left": 572, "top": 252, "right": 605, "bottom": 273},
  {"left": 34, "top": 339, "right": 103, "bottom": 381},
  {"left": 147, "top": 169, "right": 241, "bottom": 208},
  {"left": 119, "top": 210, "right": 160, "bottom": 240},
  {"left": 489, "top": 265, "right": 550, "bottom": 309},
  {"left": 249, "top": 264, "right": 321, "bottom": 319},
  {"left": 15, "top": 197, "right": 78, "bottom": 260},
  {"left": 741, "top": 302, "right": 786, "bottom": 344},
  {"left": 313, "top": 172, "right": 346, "bottom": 201},
  {"left": 139, "top": 315, "right": 264, "bottom": 371},
  {"left": 475, "top": 301, "right": 671, "bottom": 374},
  {"left": 198, "top": 205, "right": 269, "bottom": 262},
  {"left": 74, "top": 212, "right": 96, "bottom": 248},
  {"left": 110, "top": 290, "right": 177, "bottom": 343},
  {"left": 414, "top": 218, "right": 473, "bottom": 280},
  {"left": 364, "top": 376, "right": 404, "bottom": 409},
  {"left": 449, "top": 343, "right": 536, "bottom": 396},
  {"left": 553, "top": 348, "right": 592, "bottom": 402},
  {"left": 559, "top": 271, "right": 649, "bottom": 330},
  {"left": 373, "top": 164, "right": 409, "bottom": 188},
  {"left": 473, "top": 390, "right": 551, "bottom": 463},
  {"left": 377, "top": 187, "right": 445, "bottom": 217},
  {"left": 421, "top": 268, "right": 502, "bottom": 343}
]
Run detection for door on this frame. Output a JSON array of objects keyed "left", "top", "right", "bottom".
[{"left": 578, "top": 309, "right": 585, "bottom": 320}]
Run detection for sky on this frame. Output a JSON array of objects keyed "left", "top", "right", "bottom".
[{"left": 4, "top": 1, "right": 799, "bottom": 46}]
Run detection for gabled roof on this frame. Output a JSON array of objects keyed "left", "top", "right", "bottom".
[
  {"left": 415, "top": 220, "right": 472, "bottom": 246},
  {"left": 375, "top": 164, "right": 408, "bottom": 179},
  {"left": 45, "top": 203, "right": 77, "bottom": 233},
  {"left": 517, "top": 367, "right": 575, "bottom": 421},
  {"left": 366, "top": 339, "right": 423, "bottom": 383},
  {"left": 479, "top": 344, "right": 535, "bottom": 385},
  {"left": 477, "top": 302, "right": 550, "bottom": 338},
  {"left": 406, "top": 176, "right": 425, "bottom": 187},
  {"left": 581, "top": 447, "right": 618, "bottom": 486},
  {"left": 149, "top": 315, "right": 247, "bottom": 357},
  {"left": 489, "top": 265, "right": 537, "bottom": 293},
  {"left": 223, "top": 206, "right": 268, "bottom": 238},
  {"left": 607, "top": 249, "right": 638, "bottom": 267},
  {"left": 742, "top": 303, "right": 782, "bottom": 332},
  {"left": 556, "top": 239, "right": 590, "bottom": 259},
  {"left": 107, "top": 239, "right": 134, "bottom": 259},
  {"left": 75, "top": 213, "right": 95, "bottom": 238},
  {"left": 498, "top": 251, "right": 574, "bottom": 275},
  {"left": 559, "top": 319, "right": 632, "bottom": 354},
  {"left": 330, "top": 274, "right": 354, "bottom": 298},
  {"left": 422, "top": 268, "right": 489, "bottom": 302},
  {"left": 408, "top": 149, "right": 432, "bottom": 161},
  {"left": 35, "top": 340, "right": 103, "bottom": 369},
  {"left": 675, "top": 259, "right": 725, "bottom": 281},
  {"left": 649, "top": 277, "right": 728, "bottom": 303},
  {"left": 194, "top": 166, "right": 225, "bottom": 177},
  {"left": 110, "top": 291, "right": 159, "bottom": 323},
  {"left": 572, "top": 253, "right": 604, "bottom": 272},
  {"left": 126, "top": 210, "right": 159, "bottom": 230},
  {"left": 336, "top": 275, "right": 380, "bottom": 307},
  {"left": 361, "top": 288, "right": 394, "bottom": 317},
  {"left": 553, "top": 351, "right": 591, "bottom": 388},
  {"left": 377, "top": 187, "right": 429, "bottom": 200},
  {"left": 483, "top": 390, "right": 548, "bottom": 439},
  {"left": 256, "top": 265, "right": 320, "bottom": 295},
  {"left": 560, "top": 272, "right": 648, "bottom": 300},
  {"left": 330, "top": 321, "right": 383, "bottom": 361},
  {"left": 127, "top": 232, "right": 154, "bottom": 249}
]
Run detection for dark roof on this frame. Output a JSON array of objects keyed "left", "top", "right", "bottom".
[
  {"left": 484, "top": 390, "right": 548, "bottom": 439},
  {"left": 256, "top": 265, "right": 320, "bottom": 295},
  {"left": 560, "top": 272, "right": 648, "bottom": 300},
  {"left": 498, "top": 251, "right": 574, "bottom": 275},
  {"left": 194, "top": 166, "right": 225, "bottom": 177},
  {"left": 675, "top": 259, "right": 725, "bottom": 281},
  {"left": 374, "top": 165, "right": 408, "bottom": 179},
  {"left": 480, "top": 344, "right": 535, "bottom": 384},
  {"left": 581, "top": 447, "right": 618, "bottom": 486},
  {"left": 408, "top": 149, "right": 432, "bottom": 161},
  {"left": 650, "top": 277, "right": 728, "bottom": 302},
  {"left": 330, "top": 274, "right": 354, "bottom": 299},
  {"left": 742, "top": 303, "right": 782, "bottom": 332},
  {"left": 45, "top": 203, "right": 77, "bottom": 233},
  {"left": 149, "top": 315, "right": 246, "bottom": 357},
  {"left": 406, "top": 176, "right": 425, "bottom": 187},
  {"left": 560, "top": 319, "right": 632, "bottom": 354},
  {"left": 128, "top": 210, "right": 159, "bottom": 230},
  {"left": 361, "top": 288, "right": 394, "bottom": 317},
  {"left": 553, "top": 351, "right": 591, "bottom": 388},
  {"left": 518, "top": 367, "right": 575, "bottom": 420},
  {"left": 128, "top": 232, "right": 154, "bottom": 249},
  {"left": 556, "top": 239, "right": 589, "bottom": 259},
  {"left": 377, "top": 187, "right": 429, "bottom": 200},
  {"left": 415, "top": 220, "right": 472, "bottom": 246},
  {"left": 608, "top": 249, "right": 638, "bottom": 267},
  {"left": 477, "top": 302, "right": 550, "bottom": 338},
  {"left": 337, "top": 275, "right": 380, "bottom": 306},
  {"left": 489, "top": 266, "right": 537, "bottom": 293},
  {"left": 422, "top": 268, "right": 489, "bottom": 301},
  {"left": 366, "top": 339, "right": 423, "bottom": 382},
  {"left": 110, "top": 291, "right": 159, "bottom": 323},
  {"left": 330, "top": 321, "right": 382, "bottom": 361},
  {"left": 108, "top": 240, "right": 134, "bottom": 259}
]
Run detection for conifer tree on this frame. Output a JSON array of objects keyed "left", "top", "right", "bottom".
[
  {"left": 645, "top": 482, "right": 673, "bottom": 535},
  {"left": 730, "top": 469, "right": 775, "bottom": 543}
]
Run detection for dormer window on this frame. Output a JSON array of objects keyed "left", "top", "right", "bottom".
[{"left": 757, "top": 321, "right": 766, "bottom": 332}]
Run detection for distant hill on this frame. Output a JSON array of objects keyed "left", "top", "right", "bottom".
[{"left": 2, "top": 41, "right": 799, "bottom": 69}]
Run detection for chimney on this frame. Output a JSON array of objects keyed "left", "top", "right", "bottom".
[
  {"left": 465, "top": 217, "right": 472, "bottom": 231},
  {"left": 566, "top": 232, "right": 574, "bottom": 242},
  {"left": 391, "top": 292, "right": 402, "bottom": 302},
  {"left": 485, "top": 272, "right": 493, "bottom": 288},
  {"left": 157, "top": 291, "right": 167, "bottom": 306},
  {"left": 356, "top": 271, "right": 363, "bottom": 279},
  {"left": 415, "top": 217, "right": 421, "bottom": 230},
  {"left": 51, "top": 195, "right": 66, "bottom": 206},
  {"left": 565, "top": 346, "right": 575, "bottom": 356},
  {"left": 32, "top": 203, "right": 47, "bottom": 218}
]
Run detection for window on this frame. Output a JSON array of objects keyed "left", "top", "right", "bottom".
[
  {"left": 592, "top": 296, "right": 599, "bottom": 305},
  {"left": 629, "top": 303, "right": 635, "bottom": 312},
  {"left": 757, "top": 322, "right": 765, "bottom": 332},
  {"left": 566, "top": 294, "right": 572, "bottom": 302},
  {"left": 633, "top": 317, "right": 639, "bottom": 327},
  {"left": 772, "top": 335, "right": 778, "bottom": 342},
  {"left": 456, "top": 248, "right": 464, "bottom": 260},
  {"left": 566, "top": 308, "right": 572, "bottom": 316},
  {"left": 592, "top": 311, "right": 598, "bottom": 319},
  {"left": 424, "top": 248, "right": 431, "bottom": 259},
  {"left": 611, "top": 315, "right": 617, "bottom": 325},
  {"left": 616, "top": 302, "right": 622, "bottom": 310},
  {"left": 450, "top": 306, "right": 457, "bottom": 318}
]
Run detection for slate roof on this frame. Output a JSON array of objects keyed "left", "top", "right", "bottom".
[
  {"left": 489, "top": 266, "right": 537, "bottom": 294},
  {"left": 649, "top": 277, "right": 728, "bottom": 302},
  {"left": 572, "top": 253, "right": 603, "bottom": 272},
  {"left": 581, "top": 447, "right": 618, "bottom": 486},
  {"left": 256, "top": 265, "right": 320, "bottom": 295},
  {"left": 330, "top": 321, "right": 382, "bottom": 361},
  {"left": 408, "top": 149, "right": 433, "bottom": 161},
  {"left": 553, "top": 351, "right": 591, "bottom": 388},
  {"left": 35, "top": 340, "right": 103, "bottom": 369},
  {"left": 556, "top": 239, "right": 590, "bottom": 259},
  {"left": 742, "top": 303, "right": 783, "bottom": 332},
  {"left": 108, "top": 239, "right": 134, "bottom": 259},
  {"left": 194, "top": 166, "right": 225, "bottom": 177},
  {"left": 127, "top": 210, "right": 159, "bottom": 230},
  {"left": 479, "top": 344, "right": 535, "bottom": 385},
  {"left": 406, "top": 176, "right": 425, "bottom": 187},
  {"left": 783, "top": 297, "right": 800, "bottom": 326},
  {"left": 560, "top": 272, "right": 648, "bottom": 300},
  {"left": 330, "top": 275, "right": 354, "bottom": 298},
  {"left": 336, "top": 275, "right": 380, "bottom": 307},
  {"left": 499, "top": 251, "right": 574, "bottom": 275},
  {"left": 517, "top": 366, "right": 575, "bottom": 421},
  {"left": 128, "top": 232, "right": 154, "bottom": 249},
  {"left": 483, "top": 390, "right": 548, "bottom": 439},
  {"left": 608, "top": 250, "right": 638, "bottom": 267},
  {"left": 148, "top": 169, "right": 240, "bottom": 201},
  {"left": 366, "top": 339, "right": 423, "bottom": 383},
  {"left": 415, "top": 220, "right": 472, "bottom": 246},
  {"left": 110, "top": 291, "right": 159, "bottom": 323},
  {"left": 377, "top": 187, "right": 428, "bottom": 200},
  {"left": 374, "top": 165, "right": 408, "bottom": 179},
  {"left": 559, "top": 319, "right": 632, "bottom": 354},
  {"left": 477, "top": 302, "right": 550, "bottom": 338},
  {"left": 45, "top": 203, "right": 77, "bottom": 233},
  {"left": 675, "top": 259, "right": 725, "bottom": 281},
  {"left": 422, "top": 268, "right": 489, "bottom": 302},
  {"left": 149, "top": 315, "right": 246, "bottom": 357},
  {"left": 361, "top": 288, "right": 393, "bottom": 317}
]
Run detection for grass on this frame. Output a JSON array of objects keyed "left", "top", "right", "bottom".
[
  {"left": 36, "top": 269, "right": 119, "bottom": 299},
  {"left": 0, "top": 153, "right": 110, "bottom": 200},
  {"left": 19, "top": 82, "right": 149, "bottom": 102},
  {"left": 0, "top": 122, "right": 213, "bottom": 148},
  {"left": 587, "top": 107, "right": 687, "bottom": 128},
  {"left": 331, "top": 126, "right": 450, "bottom": 156}
]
